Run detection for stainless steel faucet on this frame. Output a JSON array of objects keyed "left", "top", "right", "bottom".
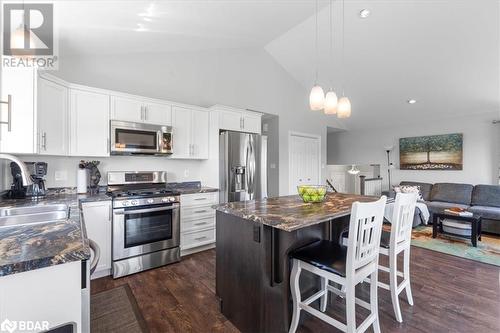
[{"left": 0, "top": 153, "right": 34, "bottom": 186}]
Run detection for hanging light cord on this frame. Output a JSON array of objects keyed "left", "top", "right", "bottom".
[
  {"left": 341, "top": 0, "right": 345, "bottom": 97},
  {"left": 315, "top": 0, "right": 319, "bottom": 84},
  {"left": 329, "top": 0, "right": 334, "bottom": 89}
]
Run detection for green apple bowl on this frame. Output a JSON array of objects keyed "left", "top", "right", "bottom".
[{"left": 297, "top": 185, "right": 328, "bottom": 203}]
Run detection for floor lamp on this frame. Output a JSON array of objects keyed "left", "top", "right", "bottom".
[{"left": 384, "top": 146, "right": 394, "bottom": 191}]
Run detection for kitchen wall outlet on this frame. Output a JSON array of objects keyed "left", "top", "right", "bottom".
[
  {"left": 270, "top": 163, "right": 276, "bottom": 169},
  {"left": 262, "top": 123, "right": 269, "bottom": 133},
  {"left": 183, "top": 169, "right": 189, "bottom": 178},
  {"left": 54, "top": 170, "right": 67, "bottom": 181}
]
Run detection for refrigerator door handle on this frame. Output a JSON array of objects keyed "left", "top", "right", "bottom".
[{"left": 246, "top": 135, "right": 256, "bottom": 200}]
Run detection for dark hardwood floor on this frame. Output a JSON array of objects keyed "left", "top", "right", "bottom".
[{"left": 92, "top": 247, "right": 500, "bottom": 333}]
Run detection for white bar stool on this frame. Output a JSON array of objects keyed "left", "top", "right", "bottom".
[{"left": 288, "top": 196, "right": 387, "bottom": 333}]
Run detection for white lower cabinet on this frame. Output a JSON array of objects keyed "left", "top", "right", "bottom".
[
  {"left": 0, "top": 261, "right": 83, "bottom": 332},
  {"left": 81, "top": 200, "right": 112, "bottom": 279},
  {"left": 180, "top": 192, "right": 218, "bottom": 255}
]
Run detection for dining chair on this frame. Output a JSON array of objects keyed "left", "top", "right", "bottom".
[
  {"left": 288, "top": 196, "right": 387, "bottom": 333},
  {"left": 375, "top": 192, "right": 418, "bottom": 323}
]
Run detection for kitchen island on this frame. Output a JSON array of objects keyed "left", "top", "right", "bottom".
[{"left": 214, "top": 192, "right": 378, "bottom": 333}]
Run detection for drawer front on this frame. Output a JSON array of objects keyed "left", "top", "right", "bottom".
[
  {"left": 181, "top": 192, "right": 218, "bottom": 207},
  {"left": 181, "top": 205, "right": 215, "bottom": 221},
  {"left": 181, "top": 228, "right": 215, "bottom": 250},
  {"left": 181, "top": 216, "right": 215, "bottom": 233}
]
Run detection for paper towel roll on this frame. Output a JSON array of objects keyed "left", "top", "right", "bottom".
[{"left": 77, "top": 169, "right": 88, "bottom": 194}]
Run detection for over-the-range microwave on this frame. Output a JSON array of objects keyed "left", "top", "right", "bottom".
[{"left": 110, "top": 120, "right": 173, "bottom": 155}]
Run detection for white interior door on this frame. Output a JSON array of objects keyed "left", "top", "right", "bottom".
[{"left": 289, "top": 133, "right": 320, "bottom": 194}]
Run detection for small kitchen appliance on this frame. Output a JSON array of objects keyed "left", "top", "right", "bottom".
[
  {"left": 110, "top": 120, "right": 173, "bottom": 155},
  {"left": 4, "top": 162, "right": 47, "bottom": 198}
]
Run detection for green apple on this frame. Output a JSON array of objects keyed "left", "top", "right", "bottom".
[
  {"left": 318, "top": 188, "right": 326, "bottom": 196},
  {"left": 303, "top": 194, "right": 311, "bottom": 201}
]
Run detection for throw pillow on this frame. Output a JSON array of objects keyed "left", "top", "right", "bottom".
[{"left": 399, "top": 185, "right": 423, "bottom": 200}]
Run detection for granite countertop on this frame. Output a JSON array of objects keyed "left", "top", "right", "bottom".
[
  {"left": 214, "top": 192, "right": 379, "bottom": 232},
  {"left": 0, "top": 189, "right": 110, "bottom": 277}
]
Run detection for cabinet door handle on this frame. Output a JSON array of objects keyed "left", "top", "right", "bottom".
[
  {"left": 195, "top": 236, "right": 208, "bottom": 241},
  {"left": 194, "top": 198, "right": 207, "bottom": 201},
  {"left": 145, "top": 106, "right": 148, "bottom": 121},
  {"left": 194, "top": 222, "right": 208, "bottom": 226},
  {"left": 0, "top": 95, "right": 12, "bottom": 132},
  {"left": 140, "top": 106, "right": 144, "bottom": 120},
  {"left": 42, "top": 132, "right": 47, "bottom": 151},
  {"left": 242, "top": 117, "right": 245, "bottom": 129},
  {"left": 194, "top": 210, "right": 208, "bottom": 214}
]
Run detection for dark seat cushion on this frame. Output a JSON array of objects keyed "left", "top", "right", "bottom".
[
  {"left": 468, "top": 206, "right": 500, "bottom": 220},
  {"left": 430, "top": 183, "right": 473, "bottom": 205},
  {"left": 400, "top": 181, "right": 433, "bottom": 201},
  {"left": 471, "top": 185, "right": 500, "bottom": 208},
  {"left": 426, "top": 201, "right": 470, "bottom": 214},
  {"left": 380, "top": 230, "right": 390, "bottom": 249},
  {"left": 290, "top": 240, "right": 347, "bottom": 277}
]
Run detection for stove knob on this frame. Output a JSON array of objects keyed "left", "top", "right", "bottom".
[
  {"left": 169, "top": 197, "right": 176, "bottom": 202},
  {"left": 122, "top": 201, "right": 129, "bottom": 207},
  {"left": 161, "top": 197, "right": 170, "bottom": 203},
  {"left": 147, "top": 199, "right": 154, "bottom": 204},
  {"left": 131, "top": 200, "right": 139, "bottom": 206}
]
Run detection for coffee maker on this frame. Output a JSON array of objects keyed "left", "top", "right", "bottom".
[{"left": 5, "top": 162, "right": 48, "bottom": 199}]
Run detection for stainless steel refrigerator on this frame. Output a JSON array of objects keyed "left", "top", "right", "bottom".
[{"left": 219, "top": 131, "right": 267, "bottom": 203}]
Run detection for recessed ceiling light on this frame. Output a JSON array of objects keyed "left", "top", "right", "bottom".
[
  {"left": 407, "top": 99, "right": 417, "bottom": 104},
  {"left": 135, "top": 23, "right": 148, "bottom": 32},
  {"left": 359, "top": 9, "right": 370, "bottom": 18},
  {"left": 143, "top": 17, "right": 152, "bottom": 22}
]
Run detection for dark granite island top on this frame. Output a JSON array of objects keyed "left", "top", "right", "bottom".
[
  {"left": 0, "top": 190, "right": 110, "bottom": 277},
  {"left": 214, "top": 192, "right": 378, "bottom": 232}
]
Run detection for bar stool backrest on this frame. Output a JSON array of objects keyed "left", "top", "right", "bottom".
[
  {"left": 346, "top": 196, "right": 387, "bottom": 274},
  {"left": 391, "top": 193, "right": 418, "bottom": 248}
]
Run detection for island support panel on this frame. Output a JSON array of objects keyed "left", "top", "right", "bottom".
[{"left": 215, "top": 211, "right": 350, "bottom": 333}]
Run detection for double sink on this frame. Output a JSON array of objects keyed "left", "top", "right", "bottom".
[{"left": 0, "top": 204, "right": 69, "bottom": 228}]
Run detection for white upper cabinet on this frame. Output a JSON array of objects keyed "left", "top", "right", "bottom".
[
  {"left": 143, "top": 101, "right": 171, "bottom": 125},
  {"left": 0, "top": 68, "right": 36, "bottom": 154},
  {"left": 191, "top": 109, "right": 209, "bottom": 159},
  {"left": 37, "top": 77, "right": 69, "bottom": 156},
  {"left": 70, "top": 89, "right": 110, "bottom": 157},
  {"left": 172, "top": 106, "right": 209, "bottom": 159},
  {"left": 111, "top": 95, "right": 171, "bottom": 125},
  {"left": 213, "top": 105, "right": 261, "bottom": 134},
  {"left": 241, "top": 113, "right": 261, "bottom": 134},
  {"left": 111, "top": 96, "right": 143, "bottom": 123}
]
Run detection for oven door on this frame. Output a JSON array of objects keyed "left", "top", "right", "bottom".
[
  {"left": 111, "top": 121, "right": 161, "bottom": 155},
  {"left": 112, "top": 203, "right": 180, "bottom": 261}
]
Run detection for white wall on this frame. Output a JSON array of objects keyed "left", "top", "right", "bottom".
[
  {"left": 327, "top": 113, "right": 499, "bottom": 188},
  {"left": 46, "top": 48, "right": 339, "bottom": 195},
  {"left": 9, "top": 155, "right": 204, "bottom": 189}
]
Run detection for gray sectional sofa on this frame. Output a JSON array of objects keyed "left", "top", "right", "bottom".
[{"left": 388, "top": 181, "right": 500, "bottom": 234}]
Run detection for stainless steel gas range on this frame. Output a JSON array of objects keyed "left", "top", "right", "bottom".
[{"left": 107, "top": 171, "right": 180, "bottom": 278}]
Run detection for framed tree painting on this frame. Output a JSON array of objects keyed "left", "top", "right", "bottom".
[{"left": 399, "top": 133, "right": 463, "bottom": 170}]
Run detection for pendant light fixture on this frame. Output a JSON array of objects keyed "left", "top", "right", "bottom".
[
  {"left": 347, "top": 164, "right": 360, "bottom": 175},
  {"left": 309, "top": 0, "right": 325, "bottom": 111},
  {"left": 324, "top": 0, "right": 338, "bottom": 115},
  {"left": 336, "top": 0, "right": 352, "bottom": 118}
]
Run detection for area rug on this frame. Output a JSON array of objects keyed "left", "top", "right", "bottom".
[
  {"left": 91, "top": 284, "right": 149, "bottom": 333},
  {"left": 410, "top": 225, "right": 500, "bottom": 267}
]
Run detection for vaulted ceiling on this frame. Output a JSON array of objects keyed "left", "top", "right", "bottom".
[{"left": 56, "top": 0, "right": 500, "bottom": 130}]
